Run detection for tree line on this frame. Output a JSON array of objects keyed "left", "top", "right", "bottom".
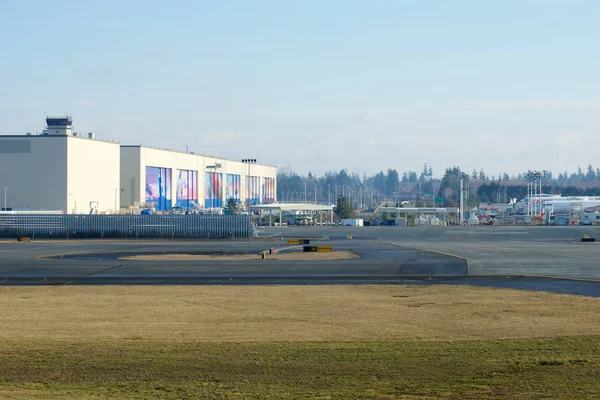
[{"left": 277, "top": 164, "right": 600, "bottom": 208}]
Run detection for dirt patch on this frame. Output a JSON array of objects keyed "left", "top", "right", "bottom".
[
  {"left": 119, "top": 250, "right": 359, "bottom": 261},
  {"left": 0, "top": 285, "right": 599, "bottom": 342},
  {"left": 269, "top": 250, "right": 359, "bottom": 260},
  {"left": 120, "top": 253, "right": 261, "bottom": 261}
]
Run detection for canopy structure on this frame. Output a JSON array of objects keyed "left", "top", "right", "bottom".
[
  {"left": 378, "top": 207, "right": 459, "bottom": 224},
  {"left": 249, "top": 203, "right": 334, "bottom": 225}
]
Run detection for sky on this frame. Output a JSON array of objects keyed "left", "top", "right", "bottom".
[{"left": 1, "top": 0, "right": 599, "bottom": 178}]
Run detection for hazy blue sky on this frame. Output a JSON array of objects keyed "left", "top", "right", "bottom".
[{"left": 1, "top": 1, "right": 598, "bottom": 178}]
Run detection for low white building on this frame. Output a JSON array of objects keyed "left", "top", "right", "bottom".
[{"left": 0, "top": 116, "right": 277, "bottom": 214}]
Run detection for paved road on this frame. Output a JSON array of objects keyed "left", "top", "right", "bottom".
[{"left": 0, "top": 225, "right": 598, "bottom": 296}]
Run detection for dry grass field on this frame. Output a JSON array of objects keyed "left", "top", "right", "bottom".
[
  {"left": 1, "top": 285, "right": 599, "bottom": 399},
  {"left": 0, "top": 285, "right": 599, "bottom": 342}
]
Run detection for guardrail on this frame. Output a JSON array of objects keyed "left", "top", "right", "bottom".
[{"left": 0, "top": 214, "right": 255, "bottom": 239}]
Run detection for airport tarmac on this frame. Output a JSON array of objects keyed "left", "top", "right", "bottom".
[
  {"left": 263, "top": 225, "right": 600, "bottom": 279},
  {"left": 0, "top": 225, "right": 599, "bottom": 296}
]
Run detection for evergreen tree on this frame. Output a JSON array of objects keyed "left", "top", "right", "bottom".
[
  {"left": 224, "top": 197, "right": 238, "bottom": 214},
  {"left": 438, "top": 167, "right": 464, "bottom": 206},
  {"left": 385, "top": 169, "right": 400, "bottom": 195},
  {"left": 373, "top": 171, "right": 386, "bottom": 194},
  {"left": 577, "top": 166, "right": 585, "bottom": 181},
  {"left": 479, "top": 168, "right": 487, "bottom": 180},
  {"left": 421, "top": 163, "right": 429, "bottom": 181},
  {"left": 586, "top": 165, "right": 596, "bottom": 181},
  {"left": 334, "top": 195, "right": 354, "bottom": 219}
]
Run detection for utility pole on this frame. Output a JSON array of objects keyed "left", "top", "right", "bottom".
[
  {"left": 314, "top": 183, "right": 317, "bottom": 204},
  {"left": 328, "top": 184, "right": 331, "bottom": 205}
]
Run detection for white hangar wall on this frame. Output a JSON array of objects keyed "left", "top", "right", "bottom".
[
  {"left": 0, "top": 136, "right": 120, "bottom": 213},
  {"left": 66, "top": 136, "right": 121, "bottom": 214},
  {"left": 0, "top": 136, "right": 68, "bottom": 212},
  {"left": 120, "top": 146, "right": 277, "bottom": 211}
]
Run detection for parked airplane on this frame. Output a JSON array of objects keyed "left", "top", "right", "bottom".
[
  {"left": 515, "top": 195, "right": 600, "bottom": 215},
  {"left": 543, "top": 200, "right": 600, "bottom": 215}
]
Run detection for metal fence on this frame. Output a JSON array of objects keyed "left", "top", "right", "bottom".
[{"left": 0, "top": 214, "right": 255, "bottom": 239}]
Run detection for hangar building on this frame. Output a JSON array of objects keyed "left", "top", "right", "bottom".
[
  {"left": 0, "top": 116, "right": 276, "bottom": 214},
  {"left": 120, "top": 145, "right": 276, "bottom": 211}
]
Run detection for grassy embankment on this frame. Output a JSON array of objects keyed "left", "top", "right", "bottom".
[{"left": 1, "top": 285, "right": 599, "bottom": 399}]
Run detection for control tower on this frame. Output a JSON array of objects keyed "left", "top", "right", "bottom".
[{"left": 45, "top": 115, "right": 73, "bottom": 136}]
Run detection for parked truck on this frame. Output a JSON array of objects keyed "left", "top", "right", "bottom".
[{"left": 342, "top": 218, "right": 364, "bottom": 227}]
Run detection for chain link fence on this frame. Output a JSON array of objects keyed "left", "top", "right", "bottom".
[{"left": 0, "top": 214, "right": 255, "bottom": 239}]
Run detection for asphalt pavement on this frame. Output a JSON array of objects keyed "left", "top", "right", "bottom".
[{"left": 0, "top": 225, "right": 598, "bottom": 296}]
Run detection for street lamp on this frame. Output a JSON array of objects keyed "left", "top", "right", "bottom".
[
  {"left": 114, "top": 188, "right": 118, "bottom": 214},
  {"left": 11, "top": 194, "right": 19, "bottom": 211},
  {"left": 68, "top": 193, "right": 77, "bottom": 214}
]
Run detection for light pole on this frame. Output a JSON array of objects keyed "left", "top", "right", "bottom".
[
  {"left": 540, "top": 170, "right": 548, "bottom": 218},
  {"left": 525, "top": 172, "right": 529, "bottom": 216},
  {"left": 459, "top": 173, "right": 469, "bottom": 225},
  {"left": 314, "top": 183, "right": 317, "bottom": 204},
  {"left": 304, "top": 182, "right": 307, "bottom": 204},
  {"left": 11, "top": 194, "right": 19, "bottom": 210},
  {"left": 3, "top": 187, "right": 7, "bottom": 212},
  {"left": 525, "top": 170, "right": 544, "bottom": 218},
  {"left": 68, "top": 193, "right": 77, "bottom": 214},
  {"left": 241, "top": 159, "right": 256, "bottom": 210},
  {"left": 328, "top": 184, "right": 331, "bottom": 205}
]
